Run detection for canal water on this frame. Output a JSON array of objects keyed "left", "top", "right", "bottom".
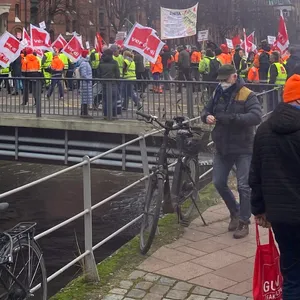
[{"left": 0, "top": 161, "right": 145, "bottom": 297}]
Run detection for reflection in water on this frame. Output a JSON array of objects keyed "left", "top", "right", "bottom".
[{"left": 0, "top": 161, "right": 144, "bottom": 297}]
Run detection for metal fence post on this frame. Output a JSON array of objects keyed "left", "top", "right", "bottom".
[
  {"left": 261, "top": 90, "right": 268, "bottom": 116},
  {"left": 82, "top": 156, "right": 100, "bottom": 282},
  {"left": 186, "top": 82, "right": 194, "bottom": 118},
  {"left": 139, "top": 136, "right": 149, "bottom": 189},
  {"left": 35, "top": 79, "right": 42, "bottom": 118},
  {"left": 106, "top": 82, "right": 113, "bottom": 120}
]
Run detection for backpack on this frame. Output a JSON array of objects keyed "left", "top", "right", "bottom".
[
  {"left": 206, "top": 57, "right": 220, "bottom": 81},
  {"left": 259, "top": 51, "right": 270, "bottom": 73}
]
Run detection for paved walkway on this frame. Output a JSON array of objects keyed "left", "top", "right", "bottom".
[{"left": 104, "top": 202, "right": 270, "bottom": 300}]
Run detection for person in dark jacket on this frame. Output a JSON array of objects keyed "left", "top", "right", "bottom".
[
  {"left": 201, "top": 64, "right": 262, "bottom": 239},
  {"left": 161, "top": 45, "right": 173, "bottom": 90},
  {"left": 98, "top": 48, "right": 120, "bottom": 117},
  {"left": 285, "top": 47, "right": 300, "bottom": 78},
  {"left": 134, "top": 51, "right": 145, "bottom": 94},
  {"left": 249, "top": 73, "right": 300, "bottom": 299},
  {"left": 10, "top": 55, "right": 23, "bottom": 95},
  {"left": 177, "top": 45, "right": 191, "bottom": 92},
  {"left": 233, "top": 45, "right": 242, "bottom": 71}
]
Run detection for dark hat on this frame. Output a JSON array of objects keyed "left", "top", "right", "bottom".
[{"left": 217, "top": 64, "right": 237, "bottom": 80}]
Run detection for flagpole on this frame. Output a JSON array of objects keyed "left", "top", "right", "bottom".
[{"left": 24, "top": 0, "right": 28, "bottom": 30}]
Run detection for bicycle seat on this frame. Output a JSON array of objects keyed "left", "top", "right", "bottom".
[{"left": 0, "top": 203, "right": 9, "bottom": 211}]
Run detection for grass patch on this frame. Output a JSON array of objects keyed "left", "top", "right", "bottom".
[{"left": 51, "top": 181, "right": 219, "bottom": 300}]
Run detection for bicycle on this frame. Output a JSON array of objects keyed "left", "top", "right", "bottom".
[
  {"left": 0, "top": 203, "right": 47, "bottom": 300},
  {"left": 136, "top": 111, "right": 209, "bottom": 255}
]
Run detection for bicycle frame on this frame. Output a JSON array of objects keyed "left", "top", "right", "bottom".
[{"left": 0, "top": 234, "right": 31, "bottom": 299}]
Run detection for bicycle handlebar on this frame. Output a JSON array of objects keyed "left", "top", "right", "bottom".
[{"left": 136, "top": 111, "right": 189, "bottom": 131}]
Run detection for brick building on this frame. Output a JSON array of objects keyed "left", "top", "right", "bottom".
[{"left": 5, "top": 0, "right": 100, "bottom": 44}]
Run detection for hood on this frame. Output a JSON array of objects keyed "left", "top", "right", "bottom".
[
  {"left": 102, "top": 55, "right": 113, "bottom": 63},
  {"left": 220, "top": 44, "right": 228, "bottom": 54},
  {"left": 77, "top": 57, "right": 89, "bottom": 65},
  {"left": 124, "top": 56, "right": 133, "bottom": 62},
  {"left": 269, "top": 103, "right": 300, "bottom": 134},
  {"left": 26, "top": 54, "right": 38, "bottom": 61}
]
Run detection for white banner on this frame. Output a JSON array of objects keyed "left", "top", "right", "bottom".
[
  {"left": 226, "top": 38, "right": 233, "bottom": 49},
  {"left": 160, "top": 4, "right": 198, "bottom": 40},
  {"left": 0, "top": 31, "right": 25, "bottom": 67},
  {"left": 267, "top": 35, "right": 276, "bottom": 45},
  {"left": 197, "top": 30, "right": 208, "bottom": 42}
]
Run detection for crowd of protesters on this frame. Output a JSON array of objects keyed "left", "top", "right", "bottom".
[{"left": 0, "top": 39, "right": 299, "bottom": 118}]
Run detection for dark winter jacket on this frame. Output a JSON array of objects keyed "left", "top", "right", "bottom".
[
  {"left": 134, "top": 52, "right": 145, "bottom": 73},
  {"left": 10, "top": 55, "right": 22, "bottom": 77},
  {"left": 285, "top": 55, "right": 300, "bottom": 78},
  {"left": 161, "top": 51, "right": 172, "bottom": 70},
  {"left": 178, "top": 49, "right": 190, "bottom": 69},
  {"left": 201, "top": 78, "right": 262, "bottom": 155},
  {"left": 250, "top": 102, "right": 300, "bottom": 224},
  {"left": 98, "top": 55, "right": 120, "bottom": 79}
]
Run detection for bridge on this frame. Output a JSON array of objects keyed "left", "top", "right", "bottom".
[
  {"left": 0, "top": 82, "right": 280, "bottom": 299},
  {"left": 0, "top": 78, "right": 280, "bottom": 170}
]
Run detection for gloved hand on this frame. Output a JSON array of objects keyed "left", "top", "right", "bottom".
[{"left": 216, "top": 112, "right": 236, "bottom": 125}]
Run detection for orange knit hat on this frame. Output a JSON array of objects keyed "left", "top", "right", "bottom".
[{"left": 283, "top": 74, "right": 300, "bottom": 103}]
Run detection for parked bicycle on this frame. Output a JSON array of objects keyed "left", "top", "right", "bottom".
[
  {"left": 0, "top": 203, "right": 47, "bottom": 300},
  {"left": 136, "top": 111, "right": 209, "bottom": 254}
]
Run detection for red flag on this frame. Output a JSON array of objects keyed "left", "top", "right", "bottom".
[
  {"left": 52, "top": 34, "right": 67, "bottom": 50},
  {"left": 62, "top": 35, "right": 83, "bottom": 62},
  {"left": 22, "top": 28, "right": 31, "bottom": 46},
  {"left": 95, "top": 33, "right": 104, "bottom": 53},
  {"left": 0, "top": 32, "right": 25, "bottom": 67},
  {"left": 232, "top": 35, "right": 242, "bottom": 48},
  {"left": 30, "top": 24, "right": 52, "bottom": 51},
  {"left": 0, "top": 52, "right": 10, "bottom": 68},
  {"left": 274, "top": 11, "right": 289, "bottom": 54},
  {"left": 241, "top": 31, "right": 257, "bottom": 54},
  {"left": 124, "top": 23, "right": 164, "bottom": 63}
]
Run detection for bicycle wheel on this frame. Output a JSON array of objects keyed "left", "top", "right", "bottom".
[
  {"left": 178, "top": 157, "right": 199, "bottom": 220},
  {"left": 140, "top": 175, "right": 164, "bottom": 255},
  {"left": 0, "top": 238, "right": 47, "bottom": 300}
]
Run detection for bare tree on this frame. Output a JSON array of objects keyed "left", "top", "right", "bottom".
[{"left": 103, "top": 0, "right": 142, "bottom": 33}]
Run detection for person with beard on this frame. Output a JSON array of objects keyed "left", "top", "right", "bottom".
[{"left": 201, "top": 64, "right": 262, "bottom": 239}]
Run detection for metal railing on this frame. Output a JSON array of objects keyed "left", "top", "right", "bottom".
[
  {"left": 0, "top": 77, "right": 282, "bottom": 121},
  {"left": 0, "top": 114, "right": 213, "bottom": 293}
]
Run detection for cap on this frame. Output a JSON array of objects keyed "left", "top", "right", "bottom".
[
  {"left": 235, "top": 44, "right": 242, "bottom": 51},
  {"left": 81, "top": 49, "right": 89, "bottom": 58},
  {"left": 283, "top": 74, "right": 300, "bottom": 103},
  {"left": 25, "top": 47, "right": 33, "bottom": 55},
  {"left": 217, "top": 64, "right": 237, "bottom": 80},
  {"left": 110, "top": 44, "right": 118, "bottom": 52}
]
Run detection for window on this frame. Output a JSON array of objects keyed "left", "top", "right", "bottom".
[
  {"left": 15, "top": 4, "right": 20, "bottom": 19},
  {"left": 99, "top": 12, "right": 104, "bottom": 27}
]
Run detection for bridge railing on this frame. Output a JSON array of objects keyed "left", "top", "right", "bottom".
[
  {"left": 0, "top": 77, "right": 282, "bottom": 120},
  {"left": 0, "top": 114, "right": 214, "bottom": 293}
]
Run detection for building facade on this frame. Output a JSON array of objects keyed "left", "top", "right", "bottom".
[
  {"left": 0, "top": 2, "right": 12, "bottom": 35},
  {"left": 6, "top": 0, "right": 100, "bottom": 44}
]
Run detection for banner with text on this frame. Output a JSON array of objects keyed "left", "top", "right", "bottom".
[
  {"left": 0, "top": 31, "right": 25, "bottom": 67},
  {"left": 160, "top": 4, "right": 198, "bottom": 40},
  {"left": 124, "top": 23, "right": 165, "bottom": 64}
]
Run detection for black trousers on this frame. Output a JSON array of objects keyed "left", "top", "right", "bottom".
[
  {"left": 177, "top": 67, "right": 191, "bottom": 92},
  {"left": 0, "top": 74, "right": 11, "bottom": 94},
  {"left": 272, "top": 223, "right": 300, "bottom": 300}
]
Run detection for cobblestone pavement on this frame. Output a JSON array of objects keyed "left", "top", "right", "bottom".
[
  {"left": 103, "top": 270, "right": 252, "bottom": 300},
  {"left": 102, "top": 202, "right": 271, "bottom": 300}
]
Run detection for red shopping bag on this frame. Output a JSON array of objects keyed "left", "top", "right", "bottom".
[{"left": 253, "top": 224, "right": 283, "bottom": 300}]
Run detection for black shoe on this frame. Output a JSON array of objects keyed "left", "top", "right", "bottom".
[
  {"left": 228, "top": 217, "right": 239, "bottom": 232},
  {"left": 21, "top": 102, "right": 27, "bottom": 106},
  {"left": 80, "top": 104, "right": 93, "bottom": 119},
  {"left": 233, "top": 221, "right": 249, "bottom": 239}
]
